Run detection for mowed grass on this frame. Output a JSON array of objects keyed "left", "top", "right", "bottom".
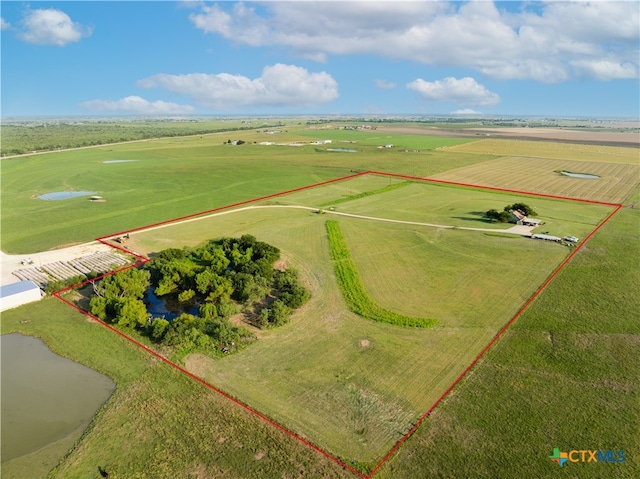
[
  {"left": 443, "top": 138, "right": 639, "bottom": 164},
  {"left": 0, "top": 128, "right": 493, "bottom": 254},
  {"left": 121, "top": 178, "right": 613, "bottom": 467},
  {"left": 326, "top": 219, "right": 437, "bottom": 328},
  {"left": 2, "top": 130, "right": 635, "bottom": 478},
  {"left": 309, "top": 178, "right": 613, "bottom": 239},
  {"left": 297, "top": 127, "right": 474, "bottom": 150},
  {"left": 0, "top": 299, "right": 354, "bottom": 479},
  {"left": 374, "top": 204, "right": 640, "bottom": 479},
  {"left": 433, "top": 155, "right": 640, "bottom": 204}
]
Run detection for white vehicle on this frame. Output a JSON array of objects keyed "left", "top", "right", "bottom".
[{"left": 564, "top": 236, "right": 579, "bottom": 243}]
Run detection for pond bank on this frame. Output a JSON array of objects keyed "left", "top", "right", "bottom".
[{"left": 0, "top": 334, "right": 115, "bottom": 472}]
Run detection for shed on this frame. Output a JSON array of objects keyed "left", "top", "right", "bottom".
[{"left": 0, "top": 280, "right": 43, "bottom": 312}]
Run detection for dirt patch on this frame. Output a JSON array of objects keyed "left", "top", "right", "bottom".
[
  {"left": 184, "top": 353, "right": 211, "bottom": 378},
  {"left": 273, "top": 258, "right": 288, "bottom": 271},
  {"left": 254, "top": 451, "right": 265, "bottom": 460},
  {"left": 359, "top": 339, "right": 371, "bottom": 347}
]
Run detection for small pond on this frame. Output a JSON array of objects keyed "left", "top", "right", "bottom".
[
  {"left": 0, "top": 333, "right": 115, "bottom": 462},
  {"left": 102, "top": 160, "right": 139, "bottom": 164},
  {"left": 145, "top": 288, "right": 199, "bottom": 321},
  {"left": 559, "top": 171, "right": 600, "bottom": 179},
  {"left": 37, "top": 191, "right": 97, "bottom": 200}
]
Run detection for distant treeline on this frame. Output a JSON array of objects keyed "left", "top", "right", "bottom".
[{"left": 0, "top": 121, "right": 283, "bottom": 156}]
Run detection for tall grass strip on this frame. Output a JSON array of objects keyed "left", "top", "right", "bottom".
[{"left": 325, "top": 220, "right": 437, "bottom": 328}]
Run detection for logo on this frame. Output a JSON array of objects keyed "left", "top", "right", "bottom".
[
  {"left": 549, "top": 448, "right": 568, "bottom": 467},
  {"left": 550, "top": 448, "right": 626, "bottom": 467}
]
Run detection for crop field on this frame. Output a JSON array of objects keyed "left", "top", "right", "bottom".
[
  {"left": 443, "top": 138, "right": 639, "bottom": 163},
  {"left": 119, "top": 174, "right": 614, "bottom": 467},
  {"left": 1, "top": 127, "right": 637, "bottom": 479},
  {"left": 433, "top": 155, "right": 640, "bottom": 204}
]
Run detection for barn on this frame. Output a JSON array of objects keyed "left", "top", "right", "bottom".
[{"left": 0, "top": 281, "right": 43, "bottom": 312}]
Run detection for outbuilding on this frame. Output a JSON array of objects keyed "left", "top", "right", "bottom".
[{"left": 0, "top": 280, "right": 43, "bottom": 312}]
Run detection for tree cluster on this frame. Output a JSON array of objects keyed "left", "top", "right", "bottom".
[
  {"left": 486, "top": 203, "right": 536, "bottom": 223},
  {"left": 89, "top": 235, "right": 310, "bottom": 355}
]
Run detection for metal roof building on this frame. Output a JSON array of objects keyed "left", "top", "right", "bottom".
[{"left": 0, "top": 281, "right": 43, "bottom": 312}]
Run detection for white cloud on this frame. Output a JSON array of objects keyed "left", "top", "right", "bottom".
[
  {"left": 138, "top": 64, "right": 338, "bottom": 110},
  {"left": 375, "top": 79, "right": 396, "bottom": 90},
  {"left": 570, "top": 60, "right": 638, "bottom": 81},
  {"left": 452, "top": 109, "right": 481, "bottom": 115},
  {"left": 19, "top": 8, "right": 92, "bottom": 46},
  {"left": 188, "top": 1, "right": 639, "bottom": 83},
  {"left": 407, "top": 77, "right": 500, "bottom": 107},
  {"left": 79, "top": 96, "right": 195, "bottom": 115},
  {"left": 1, "top": 17, "right": 11, "bottom": 30}
]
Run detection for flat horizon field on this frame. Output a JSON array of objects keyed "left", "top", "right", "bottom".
[
  {"left": 1, "top": 128, "right": 637, "bottom": 479},
  {"left": 121, "top": 175, "right": 614, "bottom": 466},
  {"left": 0, "top": 126, "right": 483, "bottom": 254}
]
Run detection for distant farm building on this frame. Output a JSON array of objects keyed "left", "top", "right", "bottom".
[
  {"left": 0, "top": 281, "right": 42, "bottom": 312},
  {"left": 311, "top": 140, "right": 332, "bottom": 145},
  {"left": 511, "top": 209, "right": 542, "bottom": 226}
]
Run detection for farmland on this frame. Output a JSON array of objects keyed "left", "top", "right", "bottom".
[
  {"left": 114, "top": 173, "right": 613, "bottom": 466},
  {"left": 1, "top": 123, "right": 638, "bottom": 479},
  {"left": 433, "top": 155, "right": 640, "bottom": 203},
  {"left": 443, "top": 138, "right": 640, "bottom": 163},
  {"left": 0, "top": 127, "right": 483, "bottom": 254}
]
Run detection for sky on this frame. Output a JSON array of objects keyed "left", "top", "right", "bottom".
[{"left": 1, "top": 1, "right": 639, "bottom": 118}]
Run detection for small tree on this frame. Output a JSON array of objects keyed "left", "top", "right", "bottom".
[{"left": 505, "top": 203, "right": 536, "bottom": 216}]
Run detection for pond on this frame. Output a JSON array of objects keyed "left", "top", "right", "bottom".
[
  {"left": 37, "top": 191, "right": 97, "bottom": 200},
  {"left": 559, "top": 171, "right": 600, "bottom": 179},
  {"left": 326, "top": 148, "right": 357, "bottom": 153},
  {"left": 0, "top": 333, "right": 115, "bottom": 462},
  {"left": 145, "top": 287, "right": 199, "bottom": 320},
  {"left": 102, "top": 160, "right": 139, "bottom": 164}
]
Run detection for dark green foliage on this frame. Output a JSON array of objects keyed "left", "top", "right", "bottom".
[
  {"left": 504, "top": 202, "right": 536, "bottom": 216},
  {"left": 90, "top": 236, "right": 309, "bottom": 357},
  {"left": 326, "top": 220, "right": 437, "bottom": 328},
  {"left": 485, "top": 209, "right": 511, "bottom": 223},
  {"left": 274, "top": 269, "right": 311, "bottom": 309},
  {"left": 89, "top": 269, "right": 151, "bottom": 327}
]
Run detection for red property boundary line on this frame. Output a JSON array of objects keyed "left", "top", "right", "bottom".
[{"left": 51, "top": 171, "right": 622, "bottom": 479}]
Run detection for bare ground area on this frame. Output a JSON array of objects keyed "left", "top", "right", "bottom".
[{"left": 0, "top": 242, "right": 116, "bottom": 287}]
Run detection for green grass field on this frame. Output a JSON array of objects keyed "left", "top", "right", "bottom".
[
  {"left": 118, "top": 175, "right": 613, "bottom": 466},
  {"left": 374, "top": 203, "right": 640, "bottom": 479},
  {"left": 0, "top": 129, "right": 485, "bottom": 253},
  {"left": 1, "top": 127, "right": 637, "bottom": 478}
]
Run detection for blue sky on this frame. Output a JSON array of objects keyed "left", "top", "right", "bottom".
[{"left": 1, "top": 1, "right": 639, "bottom": 118}]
